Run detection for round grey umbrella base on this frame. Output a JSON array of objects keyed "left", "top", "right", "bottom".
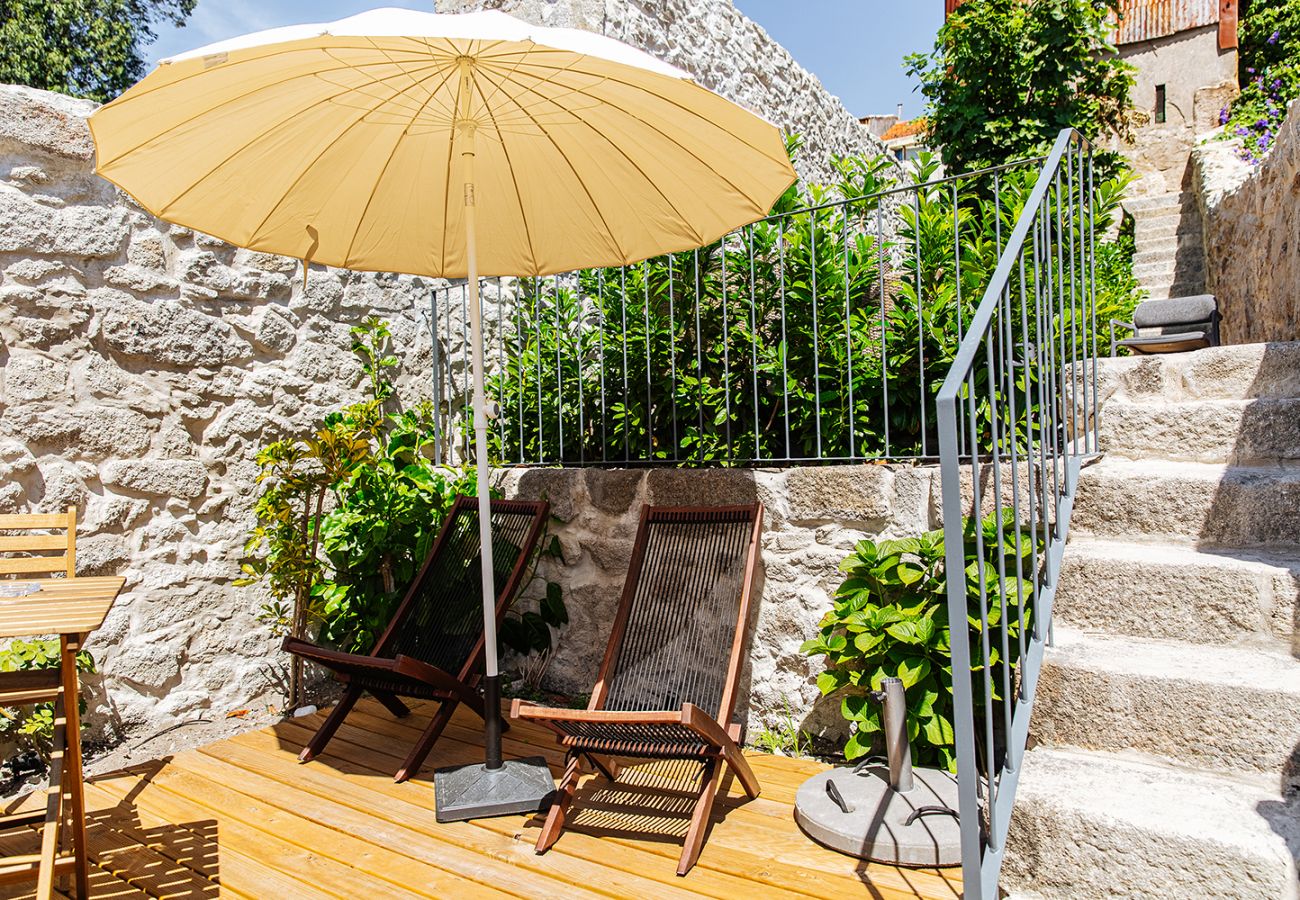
[{"left": 794, "top": 764, "right": 962, "bottom": 867}]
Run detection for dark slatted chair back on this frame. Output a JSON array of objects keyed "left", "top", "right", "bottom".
[
  {"left": 375, "top": 497, "right": 546, "bottom": 678},
  {"left": 601, "top": 506, "right": 761, "bottom": 722}
]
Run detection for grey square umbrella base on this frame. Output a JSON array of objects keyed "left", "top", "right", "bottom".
[{"left": 434, "top": 757, "right": 555, "bottom": 823}]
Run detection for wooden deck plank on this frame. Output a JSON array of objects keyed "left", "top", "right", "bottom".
[
  {"left": 257, "top": 719, "right": 815, "bottom": 900},
  {"left": 101, "top": 762, "right": 471, "bottom": 900},
  {"left": 0, "top": 695, "right": 962, "bottom": 899},
  {"left": 274, "top": 717, "right": 886, "bottom": 900},
  {"left": 168, "top": 747, "right": 558, "bottom": 899},
  {"left": 88, "top": 776, "right": 341, "bottom": 900},
  {"left": 290, "top": 703, "right": 961, "bottom": 900},
  {"left": 208, "top": 728, "right": 724, "bottom": 900}
]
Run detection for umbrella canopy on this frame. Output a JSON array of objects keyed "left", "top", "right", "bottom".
[
  {"left": 89, "top": 7, "right": 795, "bottom": 278},
  {"left": 88, "top": 7, "right": 793, "bottom": 819}
]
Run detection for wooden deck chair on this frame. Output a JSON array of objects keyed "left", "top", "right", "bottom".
[
  {"left": 0, "top": 507, "right": 85, "bottom": 896},
  {"left": 0, "top": 507, "right": 77, "bottom": 580},
  {"left": 512, "top": 503, "right": 764, "bottom": 876},
  {"left": 284, "top": 496, "right": 548, "bottom": 782}
]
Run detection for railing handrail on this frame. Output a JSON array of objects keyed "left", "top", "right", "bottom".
[
  {"left": 936, "top": 128, "right": 1090, "bottom": 407},
  {"left": 936, "top": 125, "right": 1100, "bottom": 898}
]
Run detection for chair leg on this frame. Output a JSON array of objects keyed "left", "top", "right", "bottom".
[
  {"left": 535, "top": 753, "right": 581, "bottom": 855},
  {"left": 299, "top": 689, "right": 360, "bottom": 763},
  {"left": 371, "top": 690, "right": 411, "bottom": 719},
  {"left": 394, "top": 700, "right": 458, "bottom": 784},
  {"left": 60, "top": 638, "right": 88, "bottom": 900},
  {"left": 36, "top": 692, "right": 66, "bottom": 900},
  {"left": 721, "top": 744, "right": 761, "bottom": 800},
  {"left": 677, "top": 758, "right": 722, "bottom": 877}
]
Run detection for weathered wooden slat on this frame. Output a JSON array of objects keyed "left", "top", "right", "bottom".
[
  {"left": 0, "top": 537, "right": 67, "bottom": 553},
  {"left": 0, "top": 514, "right": 71, "bottom": 531},
  {"left": 0, "top": 558, "right": 68, "bottom": 577}
]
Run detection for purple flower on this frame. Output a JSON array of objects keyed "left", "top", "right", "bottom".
[
  {"left": 1248, "top": 67, "right": 1256, "bottom": 74},
  {"left": 1219, "top": 106, "right": 1231, "bottom": 125},
  {"left": 1268, "top": 30, "right": 1280, "bottom": 44},
  {"left": 1236, "top": 125, "right": 1250, "bottom": 136}
]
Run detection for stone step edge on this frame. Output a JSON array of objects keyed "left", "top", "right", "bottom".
[
  {"left": 1062, "top": 534, "right": 1300, "bottom": 572},
  {"left": 1081, "top": 456, "right": 1300, "bottom": 479},
  {"left": 1011, "top": 745, "right": 1299, "bottom": 847},
  {"left": 1043, "top": 626, "right": 1300, "bottom": 694}
]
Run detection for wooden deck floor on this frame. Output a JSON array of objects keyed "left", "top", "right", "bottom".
[{"left": 0, "top": 698, "right": 963, "bottom": 899}]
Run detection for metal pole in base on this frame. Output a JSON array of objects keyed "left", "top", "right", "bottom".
[
  {"left": 434, "top": 59, "right": 555, "bottom": 823},
  {"left": 483, "top": 673, "right": 502, "bottom": 770}
]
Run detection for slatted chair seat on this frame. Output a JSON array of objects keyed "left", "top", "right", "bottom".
[
  {"left": 285, "top": 496, "right": 548, "bottom": 782},
  {"left": 513, "top": 503, "right": 764, "bottom": 876}
]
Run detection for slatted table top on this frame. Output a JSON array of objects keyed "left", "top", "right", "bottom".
[{"left": 0, "top": 577, "right": 124, "bottom": 638}]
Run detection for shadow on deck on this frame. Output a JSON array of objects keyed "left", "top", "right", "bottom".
[{"left": 0, "top": 698, "right": 962, "bottom": 899}]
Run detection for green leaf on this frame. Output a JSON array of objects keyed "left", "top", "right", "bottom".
[
  {"left": 896, "top": 656, "right": 932, "bottom": 689},
  {"left": 816, "top": 670, "right": 848, "bottom": 696},
  {"left": 843, "top": 730, "right": 874, "bottom": 761},
  {"left": 541, "top": 582, "right": 568, "bottom": 627}
]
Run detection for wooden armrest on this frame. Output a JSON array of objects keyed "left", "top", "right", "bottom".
[
  {"left": 390, "top": 655, "right": 479, "bottom": 705},
  {"left": 679, "top": 703, "right": 743, "bottom": 750},
  {"left": 510, "top": 701, "right": 681, "bottom": 725}
]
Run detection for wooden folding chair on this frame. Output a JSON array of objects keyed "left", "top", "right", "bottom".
[
  {"left": 284, "top": 496, "right": 548, "bottom": 782},
  {"left": 0, "top": 506, "right": 87, "bottom": 898},
  {"left": 0, "top": 507, "right": 76, "bottom": 580},
  {"left": 512, "top": 503, "right": 765, "bottom": 876}
]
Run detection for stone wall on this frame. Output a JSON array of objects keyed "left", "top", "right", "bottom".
[
  {"left": 1193, "top": 101, "right": 1300, "bottom": 344},
  {"left": 0, "top": 84, "right": 452, "bottom": 739},
  {"left": 433, "top": 0, "right": 888, "bottom": 185}
]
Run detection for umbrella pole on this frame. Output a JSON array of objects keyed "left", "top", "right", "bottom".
[
  {"left": 433, "top": 61, "right": 554, "bottom": 823},
  {"left": 462, "top": 128, "right": 504, "bottom": 772}
]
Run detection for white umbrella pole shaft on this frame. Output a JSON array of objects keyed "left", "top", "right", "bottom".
[{"left": 463, "top": 138, "right": 503, "bottom": 769}]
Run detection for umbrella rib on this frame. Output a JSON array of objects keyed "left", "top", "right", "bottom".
[
  {"left": 342, "top": 56, "right": 462, "bottom": 270},
  {"left": 465, "top": 68, "right": 542, "bottom": 274},
  {"left": 489, "top": 58, "right": 783, "bottom": 205},
  {"left": 102, "top": 45, "right": 448, "bottom": 110},
  {"left": 475, "top": 62, "right": 706, "bottom": 249},
  {"left": 99, "top": 58, "right": 445, "bottom": 174},
  {"left": 473, "top": 64, "right": 632, "bottom": 263},
  {"left": 239, "top": 64, "right": 459, "bottom": 252}
]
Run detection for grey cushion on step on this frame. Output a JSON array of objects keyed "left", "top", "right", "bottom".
[{"left": 1133, "top": 294, "right": 1217, "bottom": 329}]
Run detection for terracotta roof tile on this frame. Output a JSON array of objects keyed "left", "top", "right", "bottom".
[{"left": 881, "top": 119, "right": 927, "bottom": 142}]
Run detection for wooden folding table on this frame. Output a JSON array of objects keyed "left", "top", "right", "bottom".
[{"left": 0, "top": 576, "right": 123, "bottom": 899}]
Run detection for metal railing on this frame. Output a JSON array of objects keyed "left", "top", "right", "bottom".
[
  {"left": 936, "top": 128, "right": 1100, "bottom": 896},
  {"left": 421, "top": 153, "right": 1049, "bottom": 467}
]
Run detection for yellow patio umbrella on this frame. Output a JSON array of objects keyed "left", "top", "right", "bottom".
[{"left": 88, "top": 6, "right": 795, "bottom": 821}]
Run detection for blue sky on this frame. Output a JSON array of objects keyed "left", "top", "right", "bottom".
[{"left": 145, "top": 2, "right": 942, "bottom": 119}]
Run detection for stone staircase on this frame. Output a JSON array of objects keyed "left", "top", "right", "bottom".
[
  {"left": 1003, "top": 343, "right": 1300, "bottom": 899},
  {"left": 1128, "top": 191, "right": 1207, "bottom": 301}
]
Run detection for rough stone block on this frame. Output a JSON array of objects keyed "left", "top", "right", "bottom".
[
  {"left": 2, "top": 353, "right": 68, "bottom": 402},
  {"left": 645, "top": 467, "right": 761, "bottom": 508},
  {"left": 0, "top": 187, "right": 128, "bottom": 258},
  {"left": 1004, "top": 748, "right": 1300, "bottom": 900},
  {"left": 103, "top": 459, "right": 208, "bottom": 500},
  {"left": 101, "top": 297, "right": 248, "bottom": 368}
]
